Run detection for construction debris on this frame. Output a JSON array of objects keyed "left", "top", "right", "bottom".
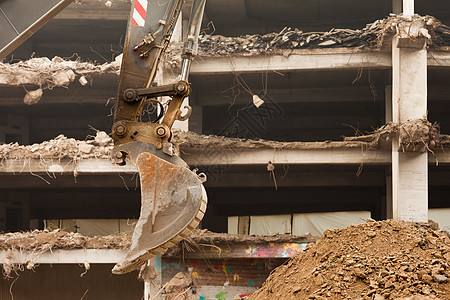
[
  {"left": 1, "top": 121, "right": 449, "bottom": 163},
  {"left": 165, "top": 272, "right": 194, "bottom": 293},
  {"left": 0, "top": 229, "right": 315, "bottom": 277},
  {"left": 0, "top": 56, "right": 120, "bottom": 91},
  {"left": 0, "top": 16, "right": 447, "bottom": 95},
  {"left": 0, "top": 230, "right": 131, "bottom": 252},
  {"left": 165, "top": 229, "right": 317, "bottom": 257},
  {"left": 0, "top": 130, "right": 369, "bottom": 163},
  {"left": 0, "top": 131, "right": 113, "bottom": 161},
  {"left": 23, "top": 88, "right": 43, "bottom": 105},
  {"left": 248, "top": 219, "right": 450, "bottom": 300},
  {"left": 163, "top": 15, "right": 446, "bottom": 63},
  {"left": 344, "top": 119, "right": 441, "bottom": 152}
]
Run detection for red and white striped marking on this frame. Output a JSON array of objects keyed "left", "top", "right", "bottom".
[{"left": 132, "top": 0, "right": 148, "bottom": 27}]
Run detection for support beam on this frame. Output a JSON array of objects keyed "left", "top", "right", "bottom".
[
  {"left": 144, "top": 256, "right": 162, "bottom": 300},
  {"left": 385, "top": 85, "right": 393, "bottom": 219},
  {"left": 0, "top": 249, "right": 127, "bottom": 264},
  {"left": 4, "top": 149, "right": 450, "bottom": 177},
  {"left": 391, "top": 31, "right": 429, "bottom": 222},
  {"left": 191, "top": 50, "right": 392, "bottom": 74},
  {"left": 186, "top": 148, "right": 391, "bottom": 166}
]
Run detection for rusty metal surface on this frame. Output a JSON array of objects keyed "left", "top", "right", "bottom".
[
  {"left": 113, "top": 0, "right": 183, "bottom": 124},
  {"left": 112, "top": 152, "right": 207, "bottom": 274}
]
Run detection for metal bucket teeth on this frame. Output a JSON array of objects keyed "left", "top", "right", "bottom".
[{"left": 112, "top": 152, "right": 207, "bottom": 274}]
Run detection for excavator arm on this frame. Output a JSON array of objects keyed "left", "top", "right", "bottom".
[
  {"left": 111, "top": 0, "right": 207, "bottom": 274},
  {"left": 0, "top": 0, "right": 207, "bottom": 275}
]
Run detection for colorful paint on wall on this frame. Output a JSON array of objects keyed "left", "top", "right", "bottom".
[
  {"left": 244, "top": 243, "right": 306, "bottom": 258},
  {"left": 215, "top": 291, "right": 228, "bottom": 300}
]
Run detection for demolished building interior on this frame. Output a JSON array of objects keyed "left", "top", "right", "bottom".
[{"left": 0, "top": 0, "right": 450, "bottom": 299}]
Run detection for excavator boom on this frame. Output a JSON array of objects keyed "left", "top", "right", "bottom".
[
  {"left": 0, "top": 0, "right": 207, "bottom": 275},
  {"left": 111, "top": 0, "right": 207, "bottom": 274}
]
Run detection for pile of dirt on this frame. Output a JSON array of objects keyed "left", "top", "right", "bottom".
[{"left": 248, "top": 219, "right": 450, "bottom": 300}]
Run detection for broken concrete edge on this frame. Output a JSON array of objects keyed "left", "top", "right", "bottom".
[
  {"left": 0, "top": 228, "right": 316, "bottom": 277},
  {"left": 162, "top": 15, "right": 449, "bottom": 68},
  {"left": 0, "top": 131, "right": 388, "bottom": 173},
  {"left": 0, "top": 130, "right": 113, "bottom": 161},
  {"left": 0, "top": 56, "right": 121, "bottom": 87},
  {"left": 2, "top": 16, "right": 448, "bottom": 89},
  {"left": 0, "top": 229, "right": 317, "bottom": 252},
  {"left": 344, "top": 119, "right": 450, "bottom": 153},
  {"left": 164, "top": 229, "right": 318, "bottom": 257},
  {"left": 2, "top": 120, "right": 450, "bottom": 162}
]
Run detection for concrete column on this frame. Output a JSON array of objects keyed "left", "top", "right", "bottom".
[
  {"left": 391, "top": 30, "right": 428, "bottom": 222},
  {"left": 403, "top": 0, "right": 414, "bottom": 16},
  {"left": 385, "top": 86, "right": 393, "bottom": 220},
  {"left": 144, "top": 255, "right": 163, "bottom": 300}
]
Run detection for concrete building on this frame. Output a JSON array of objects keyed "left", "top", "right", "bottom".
[{"left": 0, "top": 0, "right": 449, "bottom": 299}]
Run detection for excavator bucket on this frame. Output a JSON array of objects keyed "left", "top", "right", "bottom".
[{"left": 112, "top": 152, "right": 207, "bottom": 274}]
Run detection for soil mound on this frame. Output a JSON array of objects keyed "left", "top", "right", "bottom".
[{"left": 248, "top": 219, "right": 450, "bottom": 300}]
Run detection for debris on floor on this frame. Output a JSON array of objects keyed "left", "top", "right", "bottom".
[
  {"left": 247, "top": 219, "right": 450, "bottom": 300},
  {"left": 344, "top": 119, "right": 441, "bottom": 151},
  {"left": 0, "top": 229, "right": 131, "bottom": 252},
  {"left": 0, "top": 130, "right": 370, "bottom": 163},
  {"left": 163, "top": 15, "right": 447, "bottom": 64},
  {"left": 0, "top": 130, "right": 113, "bottom": 161},
  {"left": 2, "top": 122, "right": 450, "bottom": 163},
  {"left": 0, "top": 228, "right": 316, "bottom": 278},
  {"left": 0, "top": 56, "right": 120, "bottom": 90}
]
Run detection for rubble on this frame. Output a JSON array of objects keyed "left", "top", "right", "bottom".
[
  {"left": 344, "top": 119, "right": 441, "bottom": 152},
  {"left": 0, "top": 228, "right": 316, "bottom": 277},
  {"left": 248, "top": 219, "right": 450, "bottom": 300},
  {"left": 0, "top": 130, "right": 369, "bottom": 162},
  {"left": 163, "top": 15, "right": 447, "bottom": 64},
  {"left": 0, "top": 131, "right": 113, "bottom": 161},
  {"left": 23, "top": 88, "right": 43, "bottom": 105},
  {"left": 0, "top": 230, "right": 131, "bottom": 252},
  {"left": 1, "top": 119, "right": 450, "bottom": 171},
  {"left": 165, "top": 229, "right": 317, "bottom": 257},
  {"left": 2, "top": 122, "right": 450, "bottom": 164},
  {"left": 0, "top": 56, "right": 120, "bottom": 91},
  {"left": 0, "top": 16, "right": 447, "bottom": 95}
]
